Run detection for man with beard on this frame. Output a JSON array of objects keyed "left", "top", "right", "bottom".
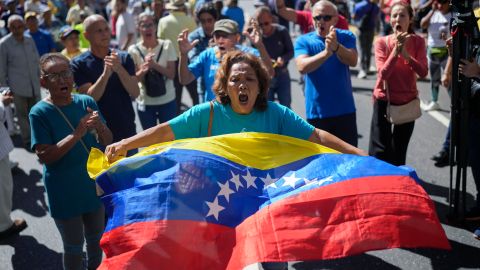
[{"left": 178, "top": 19, "right": 274, "bottom": 102}]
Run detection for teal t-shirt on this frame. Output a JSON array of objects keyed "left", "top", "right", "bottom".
[
  {"left": 169, "top": 101, "right": 315, "bottom": 140},
  {"left": 29, "top": 94, "right": 103, "bottom": 219}
]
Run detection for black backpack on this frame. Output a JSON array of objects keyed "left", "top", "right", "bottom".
[{"left": 135, "top": 43, "right": 167, "bottom": 97}]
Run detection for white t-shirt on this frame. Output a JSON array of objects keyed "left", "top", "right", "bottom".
[
  {"left": 427, "top": 10, "right": 451, "bottom": 48},
  {"left": 128, "top": 39, "right": 178, "bottom": 107},
  {"left": 116, "top": 11, "right": 136, "bottom": 50}
]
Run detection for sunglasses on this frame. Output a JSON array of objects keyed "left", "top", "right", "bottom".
[
  {"left": 43, "top": 70, "right": 73, "bottom": 82},
  {"left": 313, "top": 15, "right": 334, "bottom": 22}
]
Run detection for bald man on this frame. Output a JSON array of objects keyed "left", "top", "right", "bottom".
[
  {"left": 70, "top": 15, "right": 139, "bottom": 153},
  {"left": 294, "top": 0, "right": 359, "bottom": 146}
]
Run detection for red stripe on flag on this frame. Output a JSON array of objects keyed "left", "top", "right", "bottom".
[
  {"left": 227, "top": 175, "right": 450, "bottom": 269},
  {"left": 98, "top": 175, "right": 450, "bottom": 270},
  {"left": 99, "top": 220, "right": 234, "bottom": 270}
]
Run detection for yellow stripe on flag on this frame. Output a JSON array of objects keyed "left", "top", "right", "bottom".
[{"left": 87, "top": 132, "right": 338, "bottom": 179}]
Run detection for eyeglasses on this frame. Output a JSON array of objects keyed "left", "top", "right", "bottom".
[
  {"left": 258, "top": 21, "right": 271, "bottom": 27},
  {"left": 43, "top": 70, "right": 73, "bottom": 82},
  {"left": 139, "top": 23, "right": 155, "bottom": 29},
  {"left": 313, "top": 15, "right": 334, "bottom": 22}
]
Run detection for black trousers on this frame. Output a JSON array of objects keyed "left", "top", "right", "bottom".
[
  {"left": 174, "top": 61, "right": 198, "bottom": 113},
  {"left": 359, "top": 29, "right": 375, "bottom": 72},
  {"left": 368, "top": 100, "right": 415, "bottom": 166},
  {"left": 469, "top": 116, "right": 480, "bottom": 207},
  {"left": 308, "top": 112, "right": 358, "bottom": 147}
]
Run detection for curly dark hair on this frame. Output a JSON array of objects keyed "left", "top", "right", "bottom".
[
  {"left": 212, "top": 51, "right": 270, "bottom": 111},
  {"left": 196, "top": 2, "right": 218, "bottom": 20}
]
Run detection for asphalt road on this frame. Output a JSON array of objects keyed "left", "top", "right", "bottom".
[{"left": 1, "top": 1, "right": 480, "bottom": 269}]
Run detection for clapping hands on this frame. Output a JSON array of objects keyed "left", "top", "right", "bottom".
[
  {"left": 104, "top": 49, "right": 123, "bottom": 76},
  {"left": 325, "top": 26, "right": 338, "bottom": 54},
  {"left": 75, "top": 107, "right": 102, "bottom": 138}
]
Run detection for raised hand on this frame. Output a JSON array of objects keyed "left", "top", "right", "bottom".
[
  {"left": 244, "top": 19, "right": 262, "bottom": 47},
  {"left": 74, "top": 111, "right": 93, "bottom": 138},
  {"left": 105, "top": 49, "right": 122, "bottom": 73},
  {"left": 145, "top": 53, "right": 156, "bottom": 69},
  {"left": 178, "top": 29, "right": 199, "bottom": 55},
  {"left": 325, "top": 26, "right": 338, "bottom": 53},
  {"left": 85, "top": 107, "right": 102, "bottom": 131},
  {"left": 395, "top": 32, "right": 410, "bottom": 59}
]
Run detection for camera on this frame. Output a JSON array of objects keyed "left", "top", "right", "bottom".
[{"left": 0, "top": 86, "right": 11, "bottom": 95}]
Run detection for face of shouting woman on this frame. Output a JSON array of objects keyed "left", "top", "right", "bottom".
[
  {"left": 227, "top": 62, "right": 260, "bottom": 114},
  {"left": 390, "top": 4, "right": 412, "bottom": 34}
]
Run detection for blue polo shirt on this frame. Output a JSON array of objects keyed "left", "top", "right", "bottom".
[
  {"left": 294, "top": 30, "right": 356, "bottom": 119},
  {"left": 71, "top": 50, "right": 137, "bottom": 143},
  {"left": 188, "top": 45, "right": 259, "bottom": 102},
  {"left": 27, "top": 29, "right": 56, "bottom": 56}
]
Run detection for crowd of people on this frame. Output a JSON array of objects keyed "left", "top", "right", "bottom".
[{"left": 0, "top": 0, "right": 479, "bottom": 268}]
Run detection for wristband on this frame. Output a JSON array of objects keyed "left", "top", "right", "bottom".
[{"left": 334, "top": 44, "right": 340, "bottom": 53}]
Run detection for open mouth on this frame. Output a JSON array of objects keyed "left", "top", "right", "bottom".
[
  {"left": 238, "top": 93, "right": 248, "bottom": 104},
  {"left": 218, "top": 46, "right": 225, "bottom": 51},
  {"left": 396, "top": 25, "right": 402, "bottom": 31},
  {"left": 60, "top": 86, "right": 69, "bottom": 93},
  {"left": 320, "top": 26, "right": 325, "bottom": 32}
]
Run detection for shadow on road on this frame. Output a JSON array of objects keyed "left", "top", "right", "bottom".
[
  {"left": 419, "top": 179, "right": 476, "bottom": 224},
  {"left": 291, "top": 253, "right": 401, "bottom": 270},
  {"left": 0, "top": 235, "right": 62, "bottom": 270},
  {"left": 406, "top": 240, "right": 480, "bottom": 270},
  {"left": 12, "top": 168, "right": 48, "bottom": 217}
]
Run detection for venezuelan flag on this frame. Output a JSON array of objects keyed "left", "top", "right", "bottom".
[{"left": 88, "top": 132, "right": 450, "bottom": 270}]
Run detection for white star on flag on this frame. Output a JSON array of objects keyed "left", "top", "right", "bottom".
[
  {"left": 282, "top": 172, "right": 301, "bottom": 188},
  {"left": 260, "top": 173, "right": 277, "bottom": 187},
  {"left": 317, "top": 176, "right": 334, "bottom": 186},
  {"left": 243, "top": 170, "right": 258, "bottom": 188},
  {"left": 303, "top": 177, "right": 317, "bottom": 186},
  {"left": 229, "top": 171, "right": 243, "bottom": 191},
  {"left": 205, "top": 197, "right": 224, "bottom": 221},
  {"left": 217, "top": 181, "right": 235, "bottom": 202}
]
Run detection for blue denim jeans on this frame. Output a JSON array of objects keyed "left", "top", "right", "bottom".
[
  {"left": 54, "top": 207, "right": 104, "bottom": 270},
  {"left": 137, "top": 100, "right": 177, "bottom": 130},
  {"left": 268, "top": 69, "right": 291, "bottom": 108}
]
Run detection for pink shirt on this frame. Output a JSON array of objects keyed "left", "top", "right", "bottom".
[{"left": 373, "top": 34, "right": 428, "bottom": 105}]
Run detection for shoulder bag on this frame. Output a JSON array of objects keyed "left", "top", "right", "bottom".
[
  {"left": 135, "top": 42, "right": 167, "bottom": 97},
  {"left": 383, "top": 36, "right": 422, "bottom": 125}
]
